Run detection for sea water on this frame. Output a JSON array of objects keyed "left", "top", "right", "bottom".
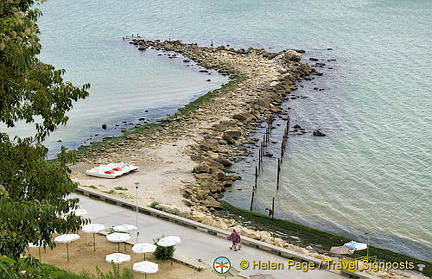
[{"left": 10, "top": 0, "right": 430, "bottom": 260}]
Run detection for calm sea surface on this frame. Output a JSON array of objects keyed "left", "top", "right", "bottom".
[{"left": 16, "top": 0, "right": 431, "bottom": 260}]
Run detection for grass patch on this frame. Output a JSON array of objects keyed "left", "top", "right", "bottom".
[
  {"left": 114, "top": 186, "right": 128, "bottom": 191},
  {"left": 102, "top": 190, "right": 115, "bottom": 195},
  {"left": 149, "top": 201, "right": 160, "bottom": 208},
  {"left": 176, "top": 72, "right": 247, "bottom": 117},
  {"left": 217, "top": 201, "right": 432, "bottom": 277}
]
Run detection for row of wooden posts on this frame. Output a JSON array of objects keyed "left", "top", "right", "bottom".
[{"left": 250, "top": 113, "right": 291, "bottom": 219}]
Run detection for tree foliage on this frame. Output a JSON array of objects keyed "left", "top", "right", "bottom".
[
  {"left": 1, "top": 0, "right": 90, "bottom": 142},
  {"left": 0, "top": 0, "right": 90, "bottom": 265}
]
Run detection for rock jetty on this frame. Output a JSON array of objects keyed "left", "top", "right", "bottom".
[{"left": 77, "top": 39, "right": 320, "bottom": 210}]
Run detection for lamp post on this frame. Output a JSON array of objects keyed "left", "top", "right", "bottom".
[{"left": 134, "top": 182, "right": 140, "bottom": 243}]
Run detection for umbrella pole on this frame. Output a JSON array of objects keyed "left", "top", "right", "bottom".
[
  {"left": 38, "top": 247, "right": 41, "bottom": 261},
  {"left": 144, "top": 253, "right": 146, "bottom": 260},
  {"left": 93, "top": 233, "right": 96, "bottom": 251},
  {"left": 117, "top": 243, "right": 120, "bottom": 253},
  {"left": 66, "top": 243, "right": 70, "bottom": 262}
]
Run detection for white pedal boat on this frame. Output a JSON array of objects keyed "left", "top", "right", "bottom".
[{"left": 85, "top": 162, "right": 139, "bottom": 179}]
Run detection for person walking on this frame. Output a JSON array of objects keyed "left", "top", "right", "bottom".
[
  {"left": 235, "top": 232, "right": 241, "bottom": 251},
  {"left": 229, "top": 229, "right": 240, "bottom": 251}
]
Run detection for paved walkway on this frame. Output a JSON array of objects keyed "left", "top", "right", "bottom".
[{"left": 75, "top": 193, "right": 345, "bottom": 279}]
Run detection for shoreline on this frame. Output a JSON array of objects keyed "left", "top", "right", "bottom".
[
  {"left": 73, "top": 39, "right": 316, "bottom": 210},
  {"left": 70, "top": 39, "right": 431, "bottom": 278}
]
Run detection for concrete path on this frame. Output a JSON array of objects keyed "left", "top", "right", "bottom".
[{"left": 75, "top": 193, "right": 345, "bottom": 279}]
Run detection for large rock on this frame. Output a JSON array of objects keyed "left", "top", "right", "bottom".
[
  {"left": 201, "top": 215, "right": 216, "bottom": 226},
  {"left": 202, "top": 196, "right": 223, "bottom": 209},
  {"left": 273, "top": 238, "right": 286, "bottom": 248},
  {"left": 199, "top": 142, "right": 218, "bottom": 152},
  {"left": 216, "top": 157, "right": 232, "bottom": 167},
  {"left": 192, "top": 163, "right": 211, "bottom": 173},
  {"left": 260, "top": 235, "right": 273, "bottom": 244},
  {"left": 257, "top": 231, "right": 272, "bottom": 239},
  {"left": 222, "top": 133, "right": 236, "bottom": 144},
  {"left": 240, "top": 228, "right": 261, "bottom": 240},
  {"left": 191, "top": 211, "right": 207, "bottom": 222},
  {"left": 213, "top": 219, "right": 229, "bottom": 230},
  {"left": 225, "top": 130, "right": 242, "bottom": 139},
  {"left": 313, "top": 130, "right": 326, "bottom": 136},
  {"left": 282, "top": 50, "right": 303, "bottom": 62},
  {"left": 233, "top": 113, "right": 255, "bottom": 123}
]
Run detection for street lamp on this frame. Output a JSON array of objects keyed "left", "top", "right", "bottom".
[{"left": 134, "top": 182, "right": 140, "bottom": 243}]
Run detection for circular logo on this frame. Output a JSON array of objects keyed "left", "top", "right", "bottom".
[{"left": 213, "top": 256, "right": 232, "bottom": 274}]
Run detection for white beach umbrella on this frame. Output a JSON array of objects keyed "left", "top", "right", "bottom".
[
  {"left": 344, "top": 241, "right": 368, "bottom": 251},
  {"left": 132, "top": 243, "right": 156, "bottom": 260},
  {"left": 82, "top": 224, "right": 106, "bottom": 251},
  {"left": 73, "top": 209, "right": 88, "bottom": 216},
  {"left": 54, "top": 234, "right": 80, "bottom": 262},
  {"left": 157, "top": 236, "right": 181, "bottom": 265},
  {"left": 106, "top": 233, "right": 131, "bottom": 252},
  {"left": 64, "top": 208, "right": 88, "bottom": 217},
  {"left": 133, "top": 261, "right": 158, "bottom": 278},
  {"left": 157, "top": 236, "right": 181, "bottom": 247},
  {"left": 113, "top": 224, "right": 137, "bottom": 233},
  {"left": 106, "top": 252, "right": 131, "bottom": 270}
]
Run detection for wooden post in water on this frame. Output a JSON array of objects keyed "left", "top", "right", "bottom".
[
  {"left": 271, "top": 197, "right": 274, "bottom": 219},
  {"left": 276, "top": 158, "right": 281, "bottom": 191},
  {"left": 249, "top": 190, "right": 255, "bottom": 212},
  {"left": 250, "top": 167, "right": 258, "bottom": 212},
  {"left": 255, "top": 166, "right": 258, "bottom": 191}
]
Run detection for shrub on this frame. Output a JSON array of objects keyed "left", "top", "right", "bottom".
[{"left": 152, "top": 235, "right": 175, "bottom": 260}]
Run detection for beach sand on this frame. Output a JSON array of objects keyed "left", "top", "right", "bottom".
[
  {"left": 70, "top": 139, "right": 197, "bottom": 210},
  {"left": 28, "top": 230, "right": 240, "bottom": 278}
]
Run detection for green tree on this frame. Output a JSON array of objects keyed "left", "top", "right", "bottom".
[{"left": 0, "top": 0, "right": 90, "bottom": 271}]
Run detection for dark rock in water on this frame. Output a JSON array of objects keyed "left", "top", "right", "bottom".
[
  {"left": 293, "top": 124, "right": 302, "bottom": 129},
  {"left": 102, "top": 124, "right": 107, "bottom": 129},
  {"left": 264, "top": 152, "right": 273, "bottom": 158},
  {"left": 309, "top": 57, "right": 319, "bottom": 61},
  {"left": 313, "top": 130, "right": 326, "bottom": 136},
  {"left": 120, "top": 128, "right": 127, "bottom": 133}
]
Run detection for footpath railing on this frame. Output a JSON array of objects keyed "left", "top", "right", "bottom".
[{"left": 75, "top": 186, "right": 376, "bottom": 278}]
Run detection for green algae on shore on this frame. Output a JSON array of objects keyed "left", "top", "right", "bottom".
[{"left": 217, "top": 201, "right": 432, "bottom": 278}]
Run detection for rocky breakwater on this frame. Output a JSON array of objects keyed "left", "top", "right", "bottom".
[
  {"left": 128, "top": 39, "right": 319, "bottom": 210},
  {"left": 78, "top": 39, "right": 319, "bottom": 210}
]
